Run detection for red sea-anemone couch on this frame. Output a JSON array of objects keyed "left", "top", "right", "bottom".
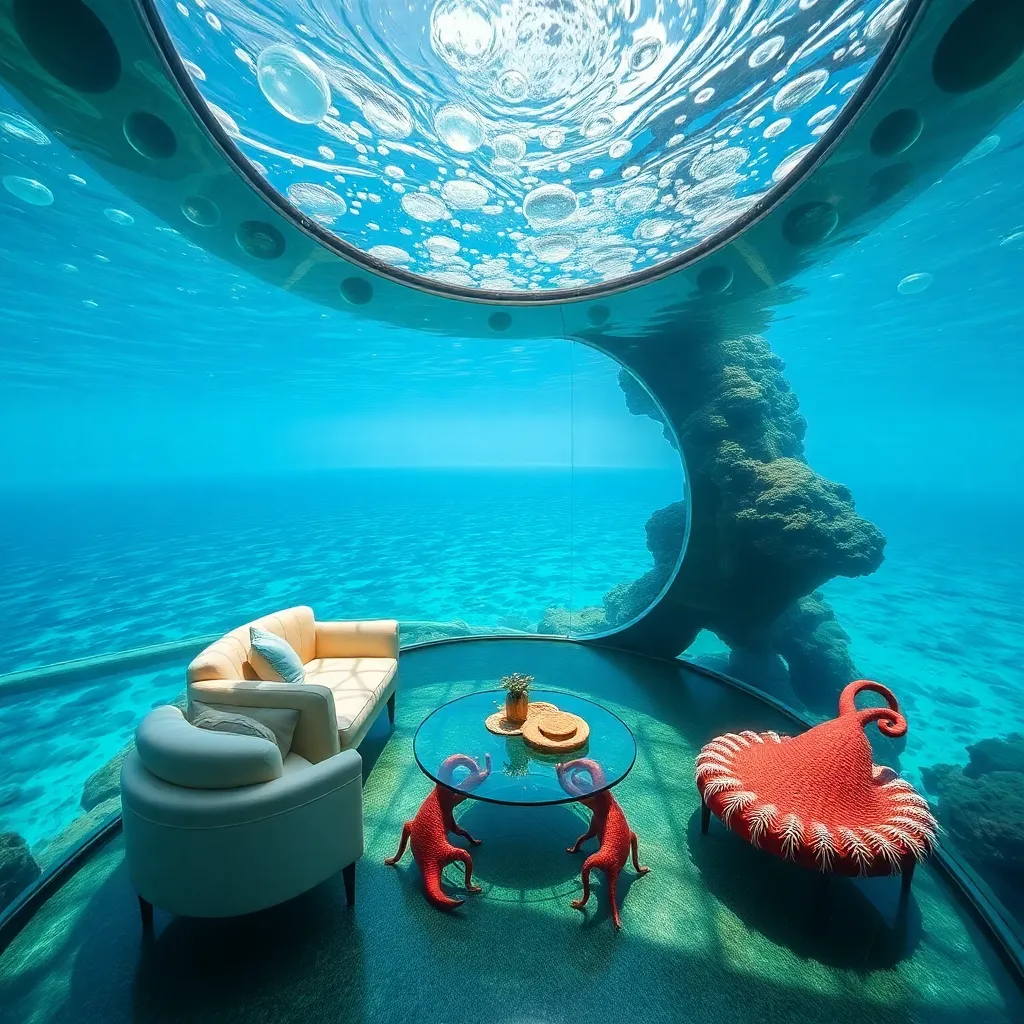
[{"left": 696, "top": 680, "right": 937, "bottom": 893}]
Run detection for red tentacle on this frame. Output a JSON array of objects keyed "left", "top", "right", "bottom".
[
  {"left": 838, "top": 680, "right": 907, "bottom": 738},
  {"left": 559, "top": 758, "right": 607, "bottom": 795},
  {"left": 420, "top": 860, "right": 463, "bottom": 910},
  {"left": 437, "top": 752, "right": 492, "bottom": 788}
]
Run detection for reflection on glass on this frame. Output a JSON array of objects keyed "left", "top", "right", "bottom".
[{"left": 502, "top": 736, "right": 530, "bottom": 778}]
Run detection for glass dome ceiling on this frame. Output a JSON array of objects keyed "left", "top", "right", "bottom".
[{"left": 158, "top": 0, "right": 907, "bottom": 294}]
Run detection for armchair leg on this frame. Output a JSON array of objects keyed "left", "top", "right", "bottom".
[
  {"left": 138, "top": 895, "right": 154, "bottom": 931},
  {"left": 387, "top": 692, "right": 396, "bottom": 727},
  {"left": 700, "top": 798, "right": 711, "bottom": 835},
  {"left": 343, "top": 862, "right": 356, "bottom": 907}
]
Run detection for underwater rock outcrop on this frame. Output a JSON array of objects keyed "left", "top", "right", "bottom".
[
  {"left": 588, "top": 323, "right": 885, "bottom": 713},
  {"left": 922, "top": 733, "right": 1024, "bottom": 921},
  {"left": 35, "top": 692, "right": 193, "bottom": 871},
  {"left": 538, "top": 606, "right": 608, "bottom": 636},
  {"left": 0, "top": 831, "right": 40, "bottom": 912},
  {"left": 768, "top": 593, "right": 861, "bottom": 713},
  {"left": 82, "top": 747, "right": 131, "bottom": 811}
]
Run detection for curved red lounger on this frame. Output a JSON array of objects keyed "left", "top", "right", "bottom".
[{"left": 696, "top": 681, "right": 937, "bottom": 887}]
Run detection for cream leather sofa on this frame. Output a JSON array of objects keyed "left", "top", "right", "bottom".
[
  {"left": 120, "top": 704, "right": 363, "bottom": 920},
  {"left": 186, "top": 606, "right": 399, "bottom": 751}
]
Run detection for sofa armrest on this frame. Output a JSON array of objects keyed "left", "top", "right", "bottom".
[
  {"left": 315, "top": 619, "right": 399, "bottom": 660},
  {"left": 187, "top": 679, "right": 340, "bottom": 763}
]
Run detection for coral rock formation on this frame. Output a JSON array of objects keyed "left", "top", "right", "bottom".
[
  {"left": 585, "top": 321, "right": 885, "bottom": 713},
  {"left": 0, "top": 831, "right": 40, "bottom": 912},
  {"left": 81, "top": 747, "right": 132, "bottom": 811},
  {"left": 769, "top": 594, "right": 861, "bottom": 714},
  {"left": 922, "top": 733, "right": 1024, "bottom": 920},
  {"left": 538, "top": 606, "right": 608, "bottom": 636}
]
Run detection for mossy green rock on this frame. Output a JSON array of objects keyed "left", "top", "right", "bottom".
[
  {"left": 591, "top": 327, "right": 883, "bottom": 711},
  {"left": 537, "top": 606, "right": 607, "bottom": 635},
  {"left": 0, "top": 832, "right": 40, "bottom": 912},
  {"left": 81, "top": 746, "right": 132, "bottom": 811}
]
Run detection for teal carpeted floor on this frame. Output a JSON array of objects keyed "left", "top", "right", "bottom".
[{"left": 0, "top": 640, "right": 1020, "bottom": 1024}]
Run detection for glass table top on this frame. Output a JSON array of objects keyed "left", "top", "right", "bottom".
[{"left": 413, "top": 689, "right": 636, "bottom": 805}]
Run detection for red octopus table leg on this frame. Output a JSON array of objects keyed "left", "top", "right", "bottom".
[
  {"left": 385, "top": 754, "right": 490, "bottom": 911},
  {"left": 558, "top": 759, "right": 649, "bottom": 930}
]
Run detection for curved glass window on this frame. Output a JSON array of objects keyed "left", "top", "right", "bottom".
[
  {"left": 155, "top": 0, "right": 906, "bottom": 292},
  {"left": 0, "top": 80, "right": 686, "bottom": 903}
]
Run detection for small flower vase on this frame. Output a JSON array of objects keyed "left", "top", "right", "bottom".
[{"left": 505, "top": 692, "right": 529, "bottom": 724}]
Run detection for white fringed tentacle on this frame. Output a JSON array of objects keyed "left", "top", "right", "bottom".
[
  {"left": 695, "top": 750, "right": 733, "bottom": 770},
  {"left": 717, "top": 735, "right": 744, "bottom": 753},
  {"left": 889, "top": 814, "right": 938, "bottom": 837},
  {"left": 891, "top": 800, "right": 939, "bottom": 829},
  {"left": 747, "top": 804, "right": 778, "bottom": 848},
  {"left": 721, "top": 790, "right": 757, "bottom": 825},
  {"left": 883, "top": 823, "right": 931, "bottom": 860},
  {"left": 881, "top": 778, "right": 916, "bottom": 794},
  {"left": 779, "top": 813, "right": 804, "bottom": 860},
  {"left": 810, "top": 823, "right": 837, "bottom": 872},
  {"left": 703, "top": 775, "right": 743, "bottom": 797},
  {"left": 695, "top": 761, "right": 730, "bottom": 782},
  {"left": 839, "top": 827, "right": 872, "bottom": 875},
  {"left": 862, "top": 828, "right": 903, "bottom": 872},
  {"left": 703, "top": 740, "right": 738, "bottom": 760}
]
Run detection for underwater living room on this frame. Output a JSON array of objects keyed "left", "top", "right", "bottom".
[{"left": 0, "top": 0, "right": 1022, "bottom": 1022}]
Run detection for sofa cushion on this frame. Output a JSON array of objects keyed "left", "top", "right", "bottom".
[
  {"left": 250, "top": 626, "right": 305, "bottom": 684},
  {"left": 136, "top": 705, "right": 282, "bottom": 789},
  {"left": 190, "top": 704, "right": 278, "bottom": 745},
  {"left": 186, "top": 606, "right": 316, "bottom": 684},
  {"left": 303, "top": 657, "right": 397, "bottom": 748},
  {"left": 193, "top": 702, "right": 300, "bottom": 758}
]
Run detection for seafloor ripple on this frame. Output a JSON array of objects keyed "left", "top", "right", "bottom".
[{"left": 0, "top": 470, "right": 678, "bottom": 672}]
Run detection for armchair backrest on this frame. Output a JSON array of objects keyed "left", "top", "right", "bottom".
[
  {"left": 136, "top": 705, "right": 283, "bottom": 789},
  {"left": 187, "top": 606, "right": 317, "bottom": 683}
]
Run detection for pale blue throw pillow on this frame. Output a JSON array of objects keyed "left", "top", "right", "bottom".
[{"left": 249, "top": 626, "right": 305, "bottom": 685}]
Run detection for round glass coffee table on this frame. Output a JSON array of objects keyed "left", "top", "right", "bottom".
[
  {"left": 414, "top": 689, "right": 636, "bottom": 804},
  {"left": 387, "top": 689, "right": 648, "bottom": 927}
]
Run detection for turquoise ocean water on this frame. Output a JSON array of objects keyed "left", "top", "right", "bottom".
[{"left": 1, "top": 17, "right": 1023, "bottom": 931}]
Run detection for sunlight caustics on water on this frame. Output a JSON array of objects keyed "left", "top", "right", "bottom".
[{"left": 157, "top": 0, "right": 906, "bottom": 291}]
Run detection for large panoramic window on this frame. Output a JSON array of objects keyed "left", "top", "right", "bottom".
[
  {"left": 720, "top": 100, "right": 1024, "bottom": 936},
  {"left": 154, "top": 0, "right": 907, "bottom": 292},
  {"left": 0, "top": 83, "right": 686, "bottom": 913}
]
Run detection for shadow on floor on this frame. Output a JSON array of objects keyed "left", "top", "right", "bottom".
[
  {"left": 687, "top": 808, "right": 921, "bottom": 970},
  {"left": 2, "top": 640, "right": 1020, "bottom": 1024},
  {"left": 128, "top": 867, "right": 367, "bottom": 1023}
]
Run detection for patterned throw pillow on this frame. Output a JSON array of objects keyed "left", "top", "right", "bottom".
[
  {"left": 189, "top": 705, "right": 279, "bottom": 749},
  {"left": 194, "top": 702, "right": 300, "bottom": 758},
  {"left": 249, "top": 626, "right": 305, "bottom": 684}
]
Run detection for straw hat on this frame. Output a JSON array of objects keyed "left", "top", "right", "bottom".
[{"left": 521, "top": 710, "right": 590, "bottom": 754}]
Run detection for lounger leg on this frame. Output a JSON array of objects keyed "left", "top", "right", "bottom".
[
  {"left": 900, "top": 858, "right": 916, "bottom": 898},
  {"left": 700, "top": 798, "right": 711, "bottom": 835},
  {"left": 138, "top": 895, "right": 154, "bottom": 931},
  {"left": 387, "top": 692, "right": 396, "bottom": 727},
  {"left": 343, "top": 862, "right": 356, "bottom": 907}
]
